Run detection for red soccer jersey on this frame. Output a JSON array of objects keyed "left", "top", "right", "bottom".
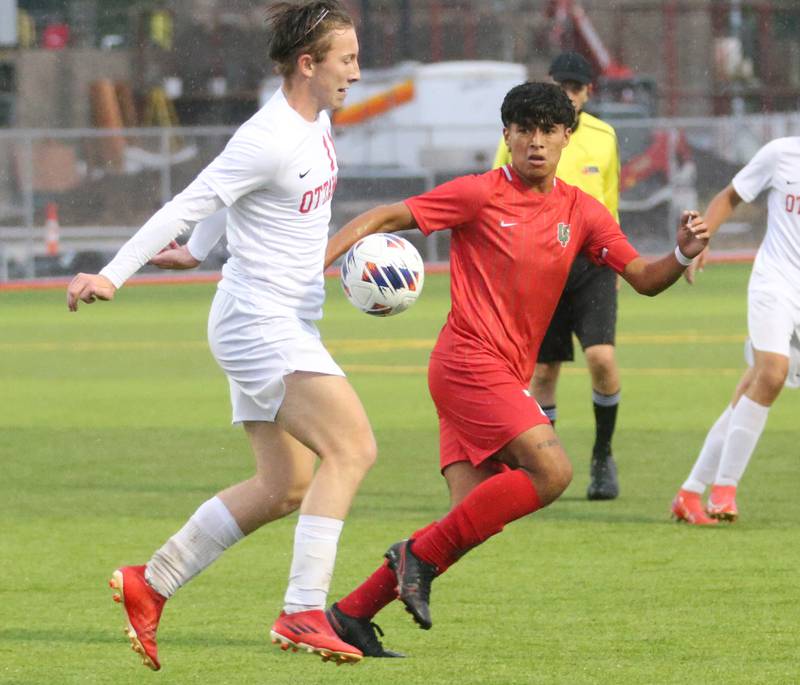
[{"left": 405, "top": 165, "right": 639, "bottom": 384}]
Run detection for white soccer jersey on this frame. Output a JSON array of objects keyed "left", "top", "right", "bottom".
[
  {"left": 732, "top": 137, "right": 800, "bottom": 299},
  {"left": 100, "top": 88, "right": 338, "bottom": 320},
  {"left": 201, "top": 88, "right": 338, "bottom": 319}
]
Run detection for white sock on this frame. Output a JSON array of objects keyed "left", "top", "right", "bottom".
[
  {"left": 682, "top": 405, "right": 733, "bottom": 493},
  {"left": 145, "top": 496, "right": 244, "bottom": 598},
  {"left": 283, "top": 514, "right": 343, "bottom": 614},
  {"left": 714, "top": 395, "right": 769, "bottom": 486}
]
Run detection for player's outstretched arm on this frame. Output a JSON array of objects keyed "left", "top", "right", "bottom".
[
  {"left": 694, "top": 184, "right": 743, "bottom": 241},
  {"left": 622, "top": 210, "right": 709, "bottom": 296},
  {"left": 67, "top": 179, "right": 226, "bottom": 312},
  {"left": 67, "top": 273, "right": 117, "bottom": 311},
  {"left": 325, "top": 201, "right": 417, "bottom": 268},
  {"left": 683, "top": 184, "right": 743, "bottom": 284}
]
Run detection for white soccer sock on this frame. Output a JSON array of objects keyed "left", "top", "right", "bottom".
[
  {"left": 682, "top": 405, "right": 733, "bottom": 493},
  {"left": 145, "top": 496, "right": 244, "bottom": 598},
  {"left": 714, "top": 395, "right": 769, "bottom": 487},
  {"left": 283, "top": 514, "right": 344, "bottom": 614}
]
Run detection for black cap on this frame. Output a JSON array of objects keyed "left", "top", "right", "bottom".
[{"left": 548, "top": 52, "right": 593, "bottom": 85}]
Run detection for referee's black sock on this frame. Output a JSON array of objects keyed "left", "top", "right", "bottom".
[
  {"left": 592, "top": 390, "right": 620, "bottom": 457},
  {"left": 541, "top": 404, "right": 557, "bottom": 428}
]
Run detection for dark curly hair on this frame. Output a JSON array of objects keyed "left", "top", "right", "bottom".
[
  {"left": 267, "top": 1, "right": 354, "bottom": 77},
  {"left": 501, "top": 82, "right": 576, "bottom": 131}
]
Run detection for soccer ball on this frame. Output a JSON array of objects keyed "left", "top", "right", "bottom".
[{"left": 340, "top": 233, "right": 425, "bottom": 316}]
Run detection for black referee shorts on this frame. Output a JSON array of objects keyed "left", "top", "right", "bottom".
[{"left": 537, "top": 254, "right": 618, "bottom": 364}]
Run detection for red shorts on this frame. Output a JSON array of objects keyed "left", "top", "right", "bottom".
[{"left": 428, "top": 352, "right": 550, "bottom": 471}]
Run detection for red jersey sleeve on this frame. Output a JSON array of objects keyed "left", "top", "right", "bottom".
[
  {"left": 578, "top": 193, "right": 639, "bottom": 273},
  {"left": 404, "top": 175, "right": 488, "bottom": 236}
]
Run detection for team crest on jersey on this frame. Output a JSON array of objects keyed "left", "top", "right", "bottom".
[{"left": 557, "top": 222, "right": 571, "bottom": 247}]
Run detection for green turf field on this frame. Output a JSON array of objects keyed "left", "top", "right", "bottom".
[{"left": 2, "top": 264, "right": 798, "bottom": 684}]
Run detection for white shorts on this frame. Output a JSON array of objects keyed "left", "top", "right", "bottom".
[
  {"left": 208, "top": 289, "right": 344, "bottom": 423},
  {"left": 746, "top": 286, "right": 800, "bottom": 389}
]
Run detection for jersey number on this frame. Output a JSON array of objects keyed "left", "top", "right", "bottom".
[{"left": 786, "top": 194, "right": 800, "bottom": 214}]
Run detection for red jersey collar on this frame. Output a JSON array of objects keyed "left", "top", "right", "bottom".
[{"left": 501, "top": 164, "right": 559, "bottom": 195}]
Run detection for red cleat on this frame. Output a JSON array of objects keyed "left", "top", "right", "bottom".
[
  {"left": 109, "top": 565, "right": 166, "bottom": 671},
  {"left": 707, "top": 484, "right": 738, "bottom": 522},
  {"left": 270, "top": 610, "right": 363, "bottom": 665},
  {"left": 671, "top": 489, "right": 718, "bottom": 526}
]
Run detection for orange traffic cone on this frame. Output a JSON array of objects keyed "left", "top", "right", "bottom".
[{"left": 45, "top": 202, "right": 60, "bottom": 256}]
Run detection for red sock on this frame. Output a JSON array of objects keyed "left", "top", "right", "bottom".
[
  {"left": 336, "top": 522, "right": 437, "bottom": 619},
  {"left": 412, "top": 469, "right": 541, "bottom": 572}
]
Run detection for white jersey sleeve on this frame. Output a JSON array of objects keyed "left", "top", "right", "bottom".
[
  {"left": 732, "top": 140, "right": 779, "bottom": 202},
  {"left": 201, "top": 127, "right": 284, "bottom": 207},
  {"left": 99, "top": 178, "right": 225, "bottom": 288},
  {"left": 187, "top": 209, "right": 227, "bottom": 261}
]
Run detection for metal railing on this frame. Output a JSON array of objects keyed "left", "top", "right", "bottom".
[{"left": 1, "top": 111, "right": 799, "bottom": 281}]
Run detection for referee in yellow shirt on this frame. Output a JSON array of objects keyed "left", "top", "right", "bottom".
[{"left": 493, "top": 52, "right": 622, "bottom": 500}]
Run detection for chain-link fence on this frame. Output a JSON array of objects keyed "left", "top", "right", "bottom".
[
  {"left": 614, "top": 112, "right": 800, "bottom": 254},
  {"left": 1, "top": 111, "right": 799, "bottom": 281}
]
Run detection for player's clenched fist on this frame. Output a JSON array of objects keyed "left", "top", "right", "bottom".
[
  {"left": 66, "top": 273, "right": 116, "bottom": 311},
  {"left": 676, "top": 210, "right": 709, "bottom": 259},
  {"left": 682, "top": 209, "right": 711, "bottom": 241}
]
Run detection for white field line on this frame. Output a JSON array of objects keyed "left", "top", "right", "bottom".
[
  {"left": 339, "top": 366, "right": 743, "bottom": 376},
  {"left": 2, "top": 335, "right": 746, "bottom": 376},
  {"left": 1, "top": 333, "right": 745, "bottom": 354}
]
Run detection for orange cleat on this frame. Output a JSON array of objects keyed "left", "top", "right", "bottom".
[
  {"left": 109, "top": 565, "right": 166, "bottom": 671},
  {"left": 707, "top": 484, "right": 738, "bottom": 522},
  {"left": 270, "top": 610, "right": 363, "bottom": 665},
  {"left": 671, "top": 489, "right": 718, "bottom": 526}
]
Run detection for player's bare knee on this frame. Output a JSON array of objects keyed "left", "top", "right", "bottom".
[
  {"left": 754, "top": 365, "right": 788, "bottom": 399},
  {"left": 525, "top": 456, "right": 572, "bottom": 505},
  {"left": 594, "top": 359, "right": 615, "bottom": 380},
  {"left": 586, "top": 351, "right": 616, "bottom": 382},
  {"left": 549, "top": 458, "right": 573, "bottom": 498},
  {"left": 351, "top": 429, "right": 378, "bottom": 471},
  {"left": 355, "top": 432, "right": 378, "bottom": 472},
  {"left": 281, "top": 488, "right": 306, "bottom": 514},
  {"left": 263, "top": 488, "right": 303, "bottom": 518},
  {"left": 284, "top": 476, "right": 313, "bottom": 512},
  {"left": 544, "top": 458, "right": 572, "bottom": 501},
  {"left": 252, "top": 472, "right": 309, "bottom": 515},
  {"left": 322, "top": 431, "right": 377, "bottom": 474}
]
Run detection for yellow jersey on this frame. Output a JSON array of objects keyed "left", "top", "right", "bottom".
[{"left": 492, "top": 111, "right": 620, "bottom": 221}]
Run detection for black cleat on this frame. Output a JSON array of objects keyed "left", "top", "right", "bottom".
[
  {"left": 326, "top": 603, "right": 405, "bottom": 658},
  {"left": 384, "top": 540, "right": 437, "bottom": 630},
  {"left": 587, "top": 452, "right": 619, "bottom": 500}
]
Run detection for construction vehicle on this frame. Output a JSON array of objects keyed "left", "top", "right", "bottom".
[{"left": 546, "top": 0, "right": 695, "bottom": 242}]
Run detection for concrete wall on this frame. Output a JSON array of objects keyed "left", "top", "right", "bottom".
[{"left": 13, "top": 49, "right": 132, "bottom": 128}]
